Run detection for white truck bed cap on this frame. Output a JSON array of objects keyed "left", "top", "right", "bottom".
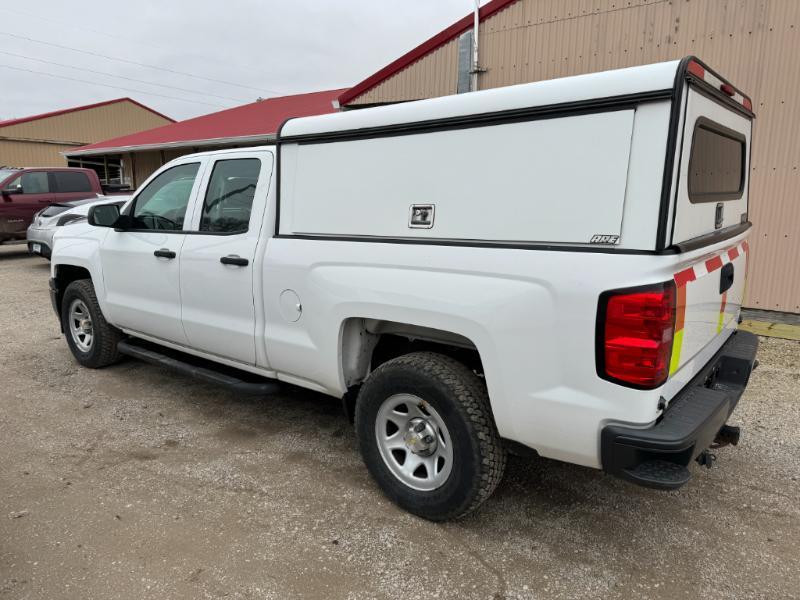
[{"left": 280, "top": 60, "right": 681, "bottom": 138}]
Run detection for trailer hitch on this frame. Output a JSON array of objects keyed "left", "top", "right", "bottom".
[
  {"left": 696, "top": 450, "right": 717, "bottom": 469},
  {"left": 712, "top": 424, "right": 741, "bottom": 449}
]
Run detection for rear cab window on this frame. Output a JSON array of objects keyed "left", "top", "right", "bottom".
[{"left": 54, "top": 171, "right": 93, "bottom": 193}]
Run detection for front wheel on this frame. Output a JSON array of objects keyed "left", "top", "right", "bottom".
[
  {"left": 355, "top": 352, "right": 506, "bottom": 521},
  {"left": 61, "top": 279, "right": 123, "bottom": 368}
]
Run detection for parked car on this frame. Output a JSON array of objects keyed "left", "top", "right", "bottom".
[
  {"left": 0, "top": 167, "right": 105, "bottom": 245},
  {"left": 49, "top": 57, "right": 758, "bottom": 521},
  {"left": 27, "top": 196, "right": 130, "bottom": 259}
]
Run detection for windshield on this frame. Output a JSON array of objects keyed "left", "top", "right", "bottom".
[{"left": 0, "top": 169, "right": 20, "bottom": 183}]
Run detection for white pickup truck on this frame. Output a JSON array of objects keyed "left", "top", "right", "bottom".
[{"left": 50, "top": 57, "right": 758, "bottom": 520}]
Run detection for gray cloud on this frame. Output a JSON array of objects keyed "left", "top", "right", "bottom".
[{"left": 0, "top": 0, "right": 478, "bottom": 121}]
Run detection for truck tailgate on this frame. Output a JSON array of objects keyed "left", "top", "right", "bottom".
[{"left": 668, "top": 237, "right": 750, "bottom": 393}]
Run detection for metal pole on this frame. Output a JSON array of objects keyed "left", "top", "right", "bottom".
[{"left": 472, "top": 0, "right": 480, "bottom": 92}]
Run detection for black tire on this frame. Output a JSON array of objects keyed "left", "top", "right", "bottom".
[
  {"left": 61, "top": 279, "right": 123, "bottom": 368},
  {"left": 355, "top": 351, "right": 506, "bottom": 521}
]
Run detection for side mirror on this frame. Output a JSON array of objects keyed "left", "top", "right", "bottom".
[
  {"left": 2, "top": 185, "right": 23, "bottom": 196},
  {"left": 87, "top": 203, "right": 121, "bottom": 228}
]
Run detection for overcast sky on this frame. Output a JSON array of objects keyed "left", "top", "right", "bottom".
[{"left": 0, "top": 0, "right": 482, "bottom": 122}]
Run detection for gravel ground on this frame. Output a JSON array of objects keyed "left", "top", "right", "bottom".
[{"left": 1, "top": 243, "right": 798, "bottom": 600}]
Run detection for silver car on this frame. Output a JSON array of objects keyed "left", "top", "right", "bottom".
[{"left": 27, "top": 196, "right": 129, "bottom": 259}]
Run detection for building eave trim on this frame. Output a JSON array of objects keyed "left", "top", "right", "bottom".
[{"left": 63, "top": 133, "right": 277, "bottom": 157}]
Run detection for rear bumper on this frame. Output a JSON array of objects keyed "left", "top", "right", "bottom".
[
  {"left": 26, "top": 227, "right": 54, "bottom": 258},
  {"left": 28, "top": 241, "right": 52, "bottom": 259},
  {"left": 601, "top": 330, "right": 758, "bottom": 489}
]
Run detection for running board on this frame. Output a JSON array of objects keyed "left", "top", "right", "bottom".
[{"left": 117, "top": 339, "right": 281, "bottom": 396}]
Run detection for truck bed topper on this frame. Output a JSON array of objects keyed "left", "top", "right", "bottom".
[{"left": 277, "top": 56, "right": 753, "bottom": 254}]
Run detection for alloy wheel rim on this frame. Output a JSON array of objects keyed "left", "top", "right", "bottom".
[
  {"left": 375, "top": 393, "right": 453, "bottom": 491},
  {"left": 68, "top": 299, "right": 94, "bottom": 353}
]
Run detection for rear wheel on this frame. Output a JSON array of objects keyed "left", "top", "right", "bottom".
[
  {"left": 355, "top": 352, "right": 506, "bottom": 521},
  {"left": 61, "top": 279, "right": 123, "bottom": 368}
]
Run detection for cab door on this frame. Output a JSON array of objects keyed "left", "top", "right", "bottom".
[
  {"left": 0, "top": 171, "right": 54, "bottom": 237},
  {"left": 179, "top": 151, "right": 273, "bottom": 365},
  {"left": 100, "top": 159, "right": 206, "bottom": 344}
]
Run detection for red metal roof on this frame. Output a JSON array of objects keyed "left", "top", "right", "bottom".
[
  {"left": 0, "top": 97, "right": 173, "bottom": 129},
  {"left": 338, "top": 0, "right": 520, "bottom": 106},
  {"left": 70, "top": 89, "right": 345, "bottom": 155}
]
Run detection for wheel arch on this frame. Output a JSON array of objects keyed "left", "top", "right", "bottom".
[
  {"left": 52, "top": 263, "right": 93, "bottom": 320},
  {"left": 338, "top": 317, "right": 487, "bottom": 421}
]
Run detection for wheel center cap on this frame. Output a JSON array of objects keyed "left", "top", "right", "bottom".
[
  {"left": 403, "top": 417, "right": 438, "bottom": 457},
  {"left": 80, "top": 319, "right": 92, "bottom": 333}
]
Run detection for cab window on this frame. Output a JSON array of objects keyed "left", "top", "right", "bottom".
[
  {"left": 131, "top": 163, "right": 200, "bottom": 231},
  {"left": 200, "top": 159, "right": 261, "bottom": 233},
  {"left": 2, "top": 172, "right": 50, "bottom": 194},
  {"left": 54, "top": 171, "right": 92, "bottom": 193}
]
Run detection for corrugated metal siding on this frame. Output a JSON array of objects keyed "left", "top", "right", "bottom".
[
  {"left": 131, "top": 151, "right": 164, "bottom": 188},
  {"left": 350, "top": 38, "right": 460, "bottom": 104},
  {"left": 0, "top": 140, "right": 79, "bottom": 167},
  {"left": 163, "top": 149, "right": 187, "bottom": 162},
  {"left": 0, "top": 100, "right": 172, "bottom": 172},
  {"left": 0, "top": 100, "right": 171, "bottom": 145},
  {"left": 345, "top": 0, "right": 800, "bottom": 312},
  {"left": 746, "top": 0, "right": 800, "bottom": 312}
]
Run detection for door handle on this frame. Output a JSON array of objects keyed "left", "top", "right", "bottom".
[
  {"left": 720, "top": 263, "right": 734, "bottom": 294},
  {"left": 154, "top": 248, "right": 176, "bottom": 259},
  {"left": 220, "top": 255, "right": 249, "bottom": 267}
]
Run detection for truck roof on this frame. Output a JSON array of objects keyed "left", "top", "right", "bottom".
[
  {"left": 179, "top": 145, "right": 275, "bottom": 161},
  {"left": 282, "top": 60, "right": 683, "bottom": 139}
]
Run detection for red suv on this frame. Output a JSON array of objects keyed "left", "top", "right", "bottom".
[{"left": 0, "top": 167, "right": 104, "bottom": 243}]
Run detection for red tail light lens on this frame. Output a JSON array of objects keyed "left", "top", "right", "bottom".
[
  {"left": 597, "top": 282, "right": 676, "bottom": 389},
  {"left": 687, "top": 60, "right": 705, "bottom": 79}
]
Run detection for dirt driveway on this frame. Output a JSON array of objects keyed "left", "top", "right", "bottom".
[{"left": 1, "top": 244, "right": 798, "bottom": 600}]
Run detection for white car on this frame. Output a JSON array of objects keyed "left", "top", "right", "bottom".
[
  {"left": 49, "top": 57, "right": 758, "bottom": 520},
  {"left": 27, "top": 196, "right": 130, "bottom": 259}
]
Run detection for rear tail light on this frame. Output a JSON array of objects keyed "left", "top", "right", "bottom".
[
  {"left": 56, "top": 214, "right": 85, "bottom": 227},
  {"left": 596, "top": 282, "right": 676, "bottom": 389}
]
